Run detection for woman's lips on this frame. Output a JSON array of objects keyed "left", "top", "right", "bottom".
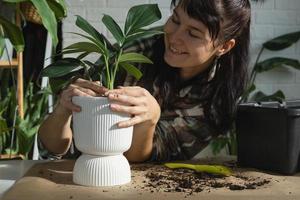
[{"left": 168, "top": 45, "right": 187, "bottom": 55}]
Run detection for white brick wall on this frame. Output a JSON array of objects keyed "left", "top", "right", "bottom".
[{"left": 63, "top": 0, "right": 300, "bottom": 100}]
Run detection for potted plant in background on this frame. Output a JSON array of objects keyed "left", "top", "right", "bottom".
[
  {"left": 210, "top": 31, "right": 300, "bottom": 157},
  {"left": 0, "top": 0, "right": 67, "bottom": 160},
  {"left": 42, "top": 4, "right": 163, "bottom": 186},
  {"left": 0, "top": 0, "right": 67, "bottom": 49},
  {"left": 236, "top": 31, "right": 300, "bottom": 175}
]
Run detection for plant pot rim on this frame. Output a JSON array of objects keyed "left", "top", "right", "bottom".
[{"left": 72, "top": 96, "right": 107, "bottom": 100}]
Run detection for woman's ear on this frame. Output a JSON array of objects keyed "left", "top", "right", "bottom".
[{"left": 216, "top": 39, "right": 236, "bottom": 56}]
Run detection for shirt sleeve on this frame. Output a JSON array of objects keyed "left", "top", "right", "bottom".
[{"left": 149, "top": 116, "right": 213, "bottom": 162}]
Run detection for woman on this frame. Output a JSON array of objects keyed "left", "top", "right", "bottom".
[{"left": 38, "top": 0, "right": 251, "bottom": 162}]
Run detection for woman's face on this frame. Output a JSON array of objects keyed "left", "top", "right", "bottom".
[{"left": 164, "top": 5, "right": 220, "bottom": 79}]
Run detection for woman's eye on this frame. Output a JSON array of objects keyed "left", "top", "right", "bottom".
[{"left": 188, "top": 31, "right": 201, "bottom": 39}]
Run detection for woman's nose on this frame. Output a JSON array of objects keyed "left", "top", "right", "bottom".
[{"left": 168, "top": 26, "right": 184, "bottom": 43}]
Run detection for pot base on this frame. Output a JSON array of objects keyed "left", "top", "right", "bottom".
[{"left": 73, "top": 154, "right": 131, "bottom": 186}]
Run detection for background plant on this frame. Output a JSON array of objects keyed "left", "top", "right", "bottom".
[
  {"left": 210, "top": 30, "right": 300, "bottom": 155},
  {"left": 0, "top": 82, "right": 50, "bottom": 159},
  {"left": 42, "top": 4, "right": 163, "bottom": 91},
  {"left": 0, "top": 0, "right": 65, "bottom": 159},
  {"left": 242, "top": 31, "right": 300, "bottom": 102},
  {"left": 0, "top": 0, "right": 67, "bottom": 53}
]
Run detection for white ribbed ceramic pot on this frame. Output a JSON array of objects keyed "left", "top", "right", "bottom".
[
  {"left": 73, "top": 154, "right": 131, "bottom": 186},
  {"left": 72, "top": 96, "right": 133, "bottom": 186},
  {"left": 72, "top": 96, "right": 133, "bottom": 155}
]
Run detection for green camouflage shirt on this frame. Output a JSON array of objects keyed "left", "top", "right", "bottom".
[{"left": 121, "top": 35, "right": 215, "bottom": 161}]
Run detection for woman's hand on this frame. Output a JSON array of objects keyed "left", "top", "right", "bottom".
[
  {"left": 59, "top": 78, "right": 108, "bottom": 114},
  {"left": 105, "top": 86, "right": 161, "bottom": 128}
]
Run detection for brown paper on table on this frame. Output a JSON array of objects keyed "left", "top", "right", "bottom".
[{"left": 2, "top": 159, "right": 300, "bottom": 200}]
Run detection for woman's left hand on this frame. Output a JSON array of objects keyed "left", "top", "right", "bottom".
[{"left": 105, "top": 86, "right": 161, "bottom": 128}]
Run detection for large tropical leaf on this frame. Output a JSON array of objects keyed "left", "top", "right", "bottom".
[
  {"left": 30, "top": 0, "right": 58, "bottom": 47},
  {"left": 124, "top": 4, "right": 162, "bottom": 35},
  {"left": 3, "top": 0, "right": 26, "bottom": 2},
  {"left": 263, "top": 31, "right": 300, "bottom": 51},
  {"left": 0, "top": 36, "right": 5, "bottom": 57},
  {"left": 0, "top": 118, "right": 9, "bottom": 134},
  {"left": 69, "top": 32, "right": 106, "bottom": 52},
  {"left": 119, "top": 52, "right": 153, "bottom": 64},
  {"left": 0, "top": 16, "right": 24, "bottom": 52},
  {"left": 102, "top": 14, "right": 124, "bottom": 46},
  {"left": 252, "top": 90, "right": 285, "bottom": 102},
  {"left": 42, "top": 58, "right": 84, "bottom": 77},
  {"left": 254, "top": 57, "right": 300, "bottom": 72},
  {"left": 64, "top": 41, "right": 104, "bottom": 54},
  {"left": 124, "top": 30, "right": 164, "bottom": 48},
  {"left": 47, "top": 0, "right": 67, "bottom": 21},
  {"left": 75, "top": 15, "right": 108, "bottom": 54},
  {"left": 119, "top": 63, "right": 142, "bottom": 80}
]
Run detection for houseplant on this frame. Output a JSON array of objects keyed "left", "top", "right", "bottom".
[
  {"left": 42, "top": 4, "right": 163, "bottom": 186},
  {"left": 0, "top": 82, "right": 50, "bottom": 159},
  {"left": 0, "top": 0, "right": 67, "bottom": 50},
  {"left": 210, "top": 31, "right": 300, "bottom": 156},
  {"left": 235, "top": 31, "right": 300, "bottom": 174},
  {"left": 0, "top": 0, "right": 66, "bottom": 159}
]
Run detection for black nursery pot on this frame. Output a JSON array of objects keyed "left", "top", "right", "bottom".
[{"left": 236, "top": 100, "right": 300, "bottom": 175}]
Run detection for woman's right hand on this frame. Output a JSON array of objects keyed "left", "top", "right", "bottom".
[{"left": 58, "top": 78, "right": 108, "bottom": 114}]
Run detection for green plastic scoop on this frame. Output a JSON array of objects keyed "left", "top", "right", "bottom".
[{"left": 164, "top": 163, "right": 232, "bottom": 176}]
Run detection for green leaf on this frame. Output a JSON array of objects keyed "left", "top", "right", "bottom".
[
  {"left": 77, "top": 52, "right": 89, "bottom": 60},
  {"left": 69, "top": 32, "right": 107, "bottom": 52},
  {"left": 124, "top": 30, "right": 164, "bottom": 48},
  {"left": 47, "top": 0, "right": 67, "bottom": 21},
  {"left": 0, "top": 16, "right": 24, "bottom": 52},
  {"left": 75, "top": 15, "right": 108, "bottom": 54},
  {"left": 124, "top": 4, "right": 162, "bottom": 35},
  {"left": 254, "top": 57, "right": 300, "bottom": 72},
  {"left": 253, "top": 90, "right": 285, "bottom": 102},
  {"left": 263, "top": 31, "right": 300, "bottom": 51},
  {"left": 119, "top": 63, "right": 142, "bottom": 80},
  {"left": 64, "top": 41, "right": 104, "bottom": 54},
  {"left": 3, "top": 0, "right": 27, "bottom": 3},
  {"left": 119, "top": 52, "right": 153, "bottom": 64},
  {"left": 0, "top": 118, "right": 9, "bottom": 134},
  {"left": 241, "top": 84, "right": 256, "bottom": 102},
  {"left": 31, "top": 0, "right": 58, "bottom": 47},
  {"left": 102, "top": 14, "right": 124, "bottom": 46},
  {"left": 0, "top": 36, "right": 5, "bottom": 57},
  {"left": 164, "top": 163, "right": 232, "bottom": 176},
  {"left": 42, "top": 58, "right": 84, "bottom": 77},
  {"left": 49, "top": 78, "right": 74, "bottom": 94},
  {"left": 210, "top": 137, "right": 230, "bottom": 155}
]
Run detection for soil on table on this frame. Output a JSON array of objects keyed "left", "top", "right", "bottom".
[
  {"left": 14, "top": 159, "right": 273, "bottom": 199},
  {"left": 130, "top": 160, "right": 271, "bottom": 196}
]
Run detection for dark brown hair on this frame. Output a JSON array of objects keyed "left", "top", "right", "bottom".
[{"left": 156, "top": 0, "right": 251, "bottom": 134}]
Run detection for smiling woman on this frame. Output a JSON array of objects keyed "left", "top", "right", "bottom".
[{"left": 38, "top": 0, "right": 251, "bottom": 163}]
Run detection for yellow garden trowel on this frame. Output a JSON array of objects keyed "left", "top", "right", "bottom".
[{"left": 164, "top": 162, "right": 232, "bottom": 176}]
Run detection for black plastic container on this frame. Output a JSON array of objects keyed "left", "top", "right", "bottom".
[{"left": 236, "top": 100, "right": 300, "bottom": 174}]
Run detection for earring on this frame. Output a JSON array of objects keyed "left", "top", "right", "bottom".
[{"left": 208, "top": 56, "right": 220, "bottom": 81}]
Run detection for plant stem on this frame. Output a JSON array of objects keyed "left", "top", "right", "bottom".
[
  {"left": 249, "top": 47, "right": 264, "bottom": 86},
  {"left": 104, "top": 56, "right": 111, "bottom": 89},
  {"left": 111, "top": 49, "right": 123, "bottom": 89}
]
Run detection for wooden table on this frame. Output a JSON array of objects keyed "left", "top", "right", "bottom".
[{"left": 1, "top": 159, "right": 300, "bottom": 200}]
